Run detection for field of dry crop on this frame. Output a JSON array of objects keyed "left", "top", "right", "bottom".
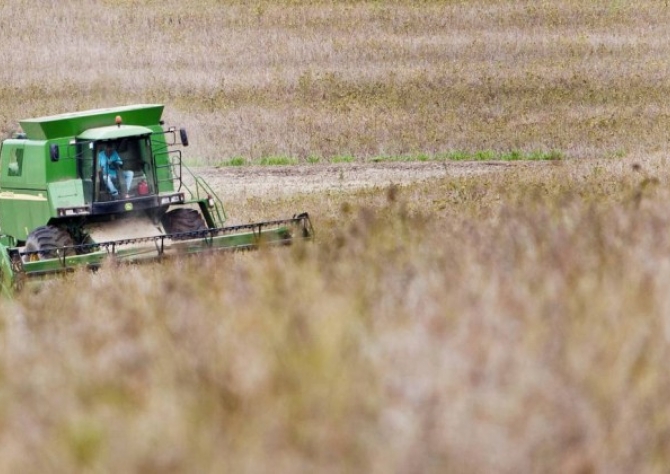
[
  {"left": 1, "top": 0, "right": 670, "bottom": 162},
  {"left": 0, "top": 1, "right": 670, "bottom": 473}
]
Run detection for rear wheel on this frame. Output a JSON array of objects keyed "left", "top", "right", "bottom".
[
  {"left": 161, "top": 208, "right": 207, "bottom": 240},
  {"left": 24, "top": 226, "right": 76, "bottom": 260}
]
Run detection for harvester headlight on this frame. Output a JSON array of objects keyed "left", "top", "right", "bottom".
[
  {"left": 57, "top": 206, "right": 90, "bottom": 216},
  {"left": 207, "top": 196, "right": 215, "bottom": 208},
  {"left": 161, "top": 194, "right": 184, "bottom": 205}
]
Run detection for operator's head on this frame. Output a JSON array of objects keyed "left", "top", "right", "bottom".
[{"left": 105, "top": 143, "right": 113, "bottom": 151}]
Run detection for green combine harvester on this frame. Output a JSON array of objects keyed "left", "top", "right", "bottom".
[{"left": 0, "top": 104, "right": 313, "bottom": 293}]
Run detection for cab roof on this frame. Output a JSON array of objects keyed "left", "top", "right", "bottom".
[{"left": 77, "top": 124, "right": 154, "bottom": 141}]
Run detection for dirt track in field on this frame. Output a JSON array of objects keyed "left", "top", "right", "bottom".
[{"left": 193, "top": 161, "right": 533, "bottom": 201}]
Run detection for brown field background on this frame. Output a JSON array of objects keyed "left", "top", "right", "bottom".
[
  {"left": 1, "top": 0, "right": 670, "bottom": 162},
  {"left": 0, "top": 1, "right": 670, "bottom": 473}
]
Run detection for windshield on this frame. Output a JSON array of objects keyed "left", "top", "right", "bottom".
[{"left": 78, "top": 136, "right": 156, "bottom": 202}]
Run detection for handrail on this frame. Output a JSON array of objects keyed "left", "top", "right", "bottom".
[
  {"left": 193, "top": 175, "right": 226, "bottom": 227},
  {"left": 152, "top": 149, "right": 228, "bottom": 227}
]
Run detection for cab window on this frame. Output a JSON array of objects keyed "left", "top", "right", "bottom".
[{"left": 8, "top": 147, "right": 23, "bottom": 176}]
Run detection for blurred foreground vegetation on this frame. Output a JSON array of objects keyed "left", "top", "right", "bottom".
[{"left": 2, "top": 156, "right": 670, "bottom": 472}]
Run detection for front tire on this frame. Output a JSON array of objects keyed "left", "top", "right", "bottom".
[
  {"left": 161, "top": 208, "right": 207, "bottom": 240},
  {"left": 24, "top": 226, "right": 76, "bottom": 260}
]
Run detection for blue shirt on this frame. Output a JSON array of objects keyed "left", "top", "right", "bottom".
[{"left": 98, "top": 150, "right": 123, "bottom": 177}]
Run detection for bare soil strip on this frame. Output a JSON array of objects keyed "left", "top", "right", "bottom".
[{"left": 195, "top": 161, "right": 538, "bottom": 201}]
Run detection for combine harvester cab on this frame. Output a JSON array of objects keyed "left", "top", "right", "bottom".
[{"left": 0, "top": 104, "right": 313, "bottom": 293}]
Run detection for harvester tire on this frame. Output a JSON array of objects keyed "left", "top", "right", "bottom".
[
  {"left": 24, "top": 226, "right": 76, "bottom": 260},
  {"left": 162, "top": 208, "right": 207, "bottom": 240}
]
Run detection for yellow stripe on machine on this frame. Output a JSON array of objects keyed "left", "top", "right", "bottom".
[{"left": 0, "top": 192, "right": 47, "bottom": 201}]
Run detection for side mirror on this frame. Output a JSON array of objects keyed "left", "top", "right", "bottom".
[
  {"left": 50, "top": 144, "right": 59, "bottom": 162},
  {"left": 179, "top": 128, "right": 189, "bottom": 147}
]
